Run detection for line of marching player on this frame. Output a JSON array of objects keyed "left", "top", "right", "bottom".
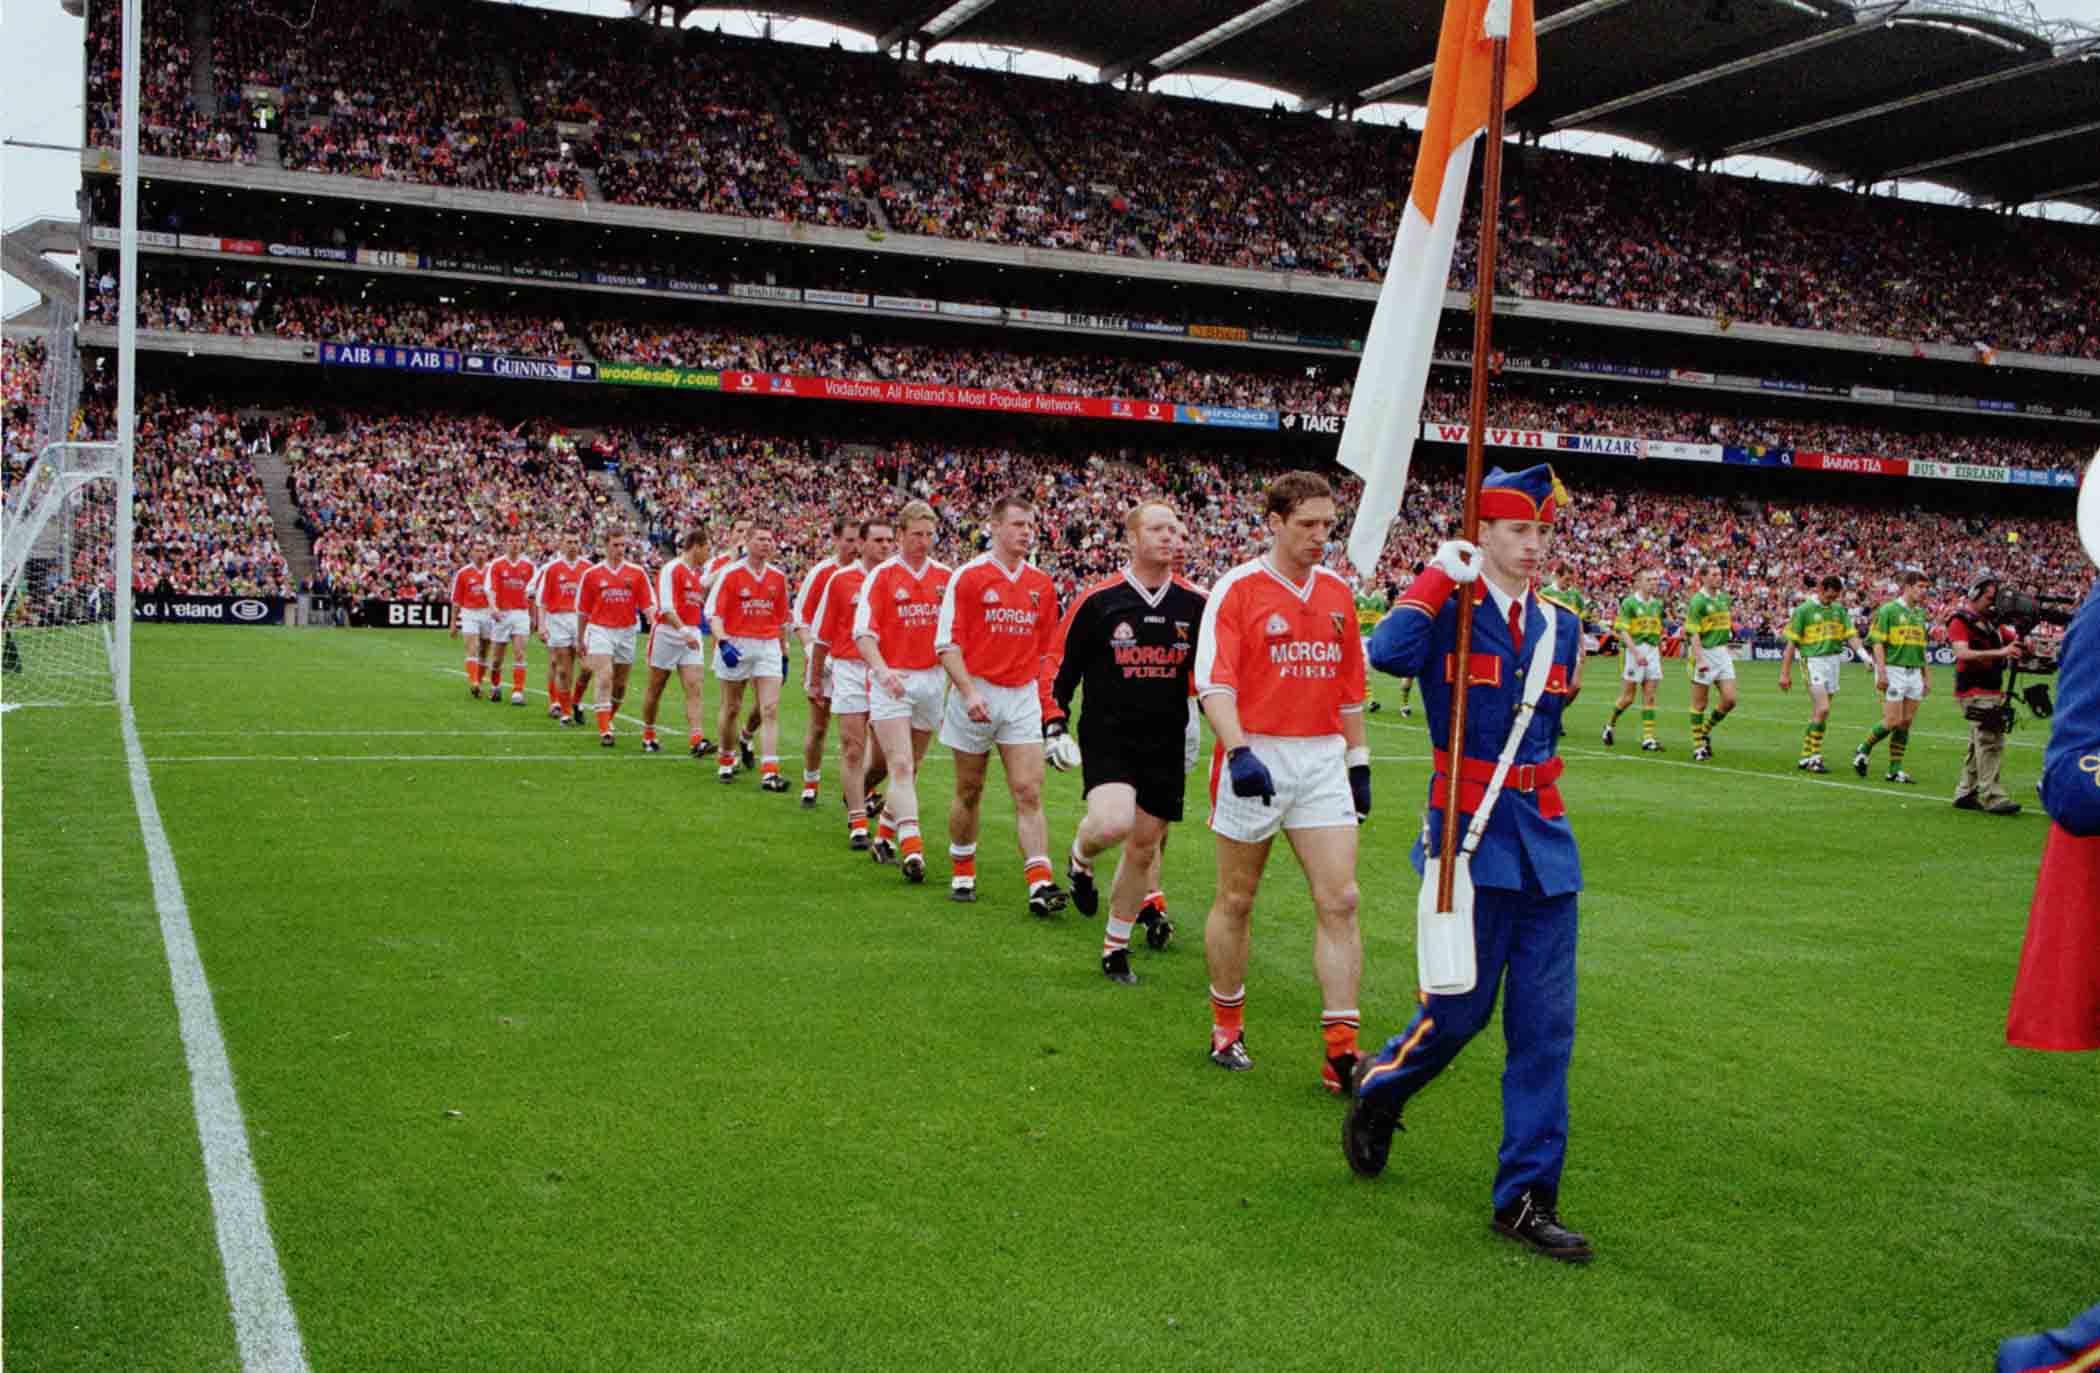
[
  {"left": 1563, "top": 562, "right": 1942, "bottom": 783},
  {"left": 444, "top": 473, "right": 1379, "bottom": 1092}
]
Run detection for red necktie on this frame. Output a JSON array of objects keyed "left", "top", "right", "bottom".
[{"left": 1508, "top": 597, "right": 1524, "bottom": 658}]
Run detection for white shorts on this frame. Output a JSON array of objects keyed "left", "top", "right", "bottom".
[
  {"left": 1690, "top": 644, "right": 1736, "bottom": 686},
  {"left": 1884, "top": 665, "right": 1925, "bottom": 702},
  {"left": 584, "top": 623, "right": 638, "bottom": 666},
  {"left": 1620, "top": 642, "right": 1663, "bottom": 682},
  {"left": 869, "top": 665, "right": 945, "bottom": 731},
  {"left": 543, "top": 611, "right": 579, "bottom": 650},
  {"left": 1208, "top": 733, "right": 1355, "bottom": 843},
  {"left": 939, "top": 678, "right": 1044, "bottom": 754},
  {"left": 1806, "top": 654, "right": 1843, "bottom": 696},
  {"left": 830, "top": 659, "right": 871, "bottom": 715},
  {"left": 715, "top": 635, "right": 784, "bottom": 682},
  {"left": 459, "top": 609, "right": 493, "bottom": 640},
  {"left": 648, "top": 624, "right": 707, "bottom": 672},
  {"left": 492, "top": 608, "right": 531, "bottom": 641}
]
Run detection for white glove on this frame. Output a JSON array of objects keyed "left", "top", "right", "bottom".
[
  {"left": 1046, "top": 730, "right": 1082, "bottom": 773},
  {"left": 1431, "top": 539, "right": 1482, "bottom": 584}
]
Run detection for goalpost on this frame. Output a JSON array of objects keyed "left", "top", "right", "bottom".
[
  {"left": 2, "top": 441, "right": 124, "bottom": 707},
  {"left": 4, "top": 0, "right": 144, "bottom": 711}
]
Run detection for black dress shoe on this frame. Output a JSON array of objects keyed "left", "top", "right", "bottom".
[
  {"left": 1985, "top": 800, "right": 2023, "bottom": 816},
  {"left": 1952, "top": 793, "right": 1982, "bottom": 811},
  {"left": 1341, "top": 1057, "right": 1402, "bottom": 1178},
  {"left": 1491, "top": 1191, "right": 1593, "bottom": 1264}
]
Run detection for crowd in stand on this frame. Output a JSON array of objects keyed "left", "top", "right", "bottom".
[
  {"left": 90, "top": 5, "right": 2100, "bottom": 361},
  {"left": 86, "top": 0, "right": 254, "bottom": 162},
  {"left": 285, "top": 411, "right": 628, "bottom": 602},
  {"left": 5, "top": 338, "right": 50, "bottom": 479},
  {"left": 88, "top": 271, "right": 590, "bottom": 358},
  {"left": 123, "top": 398, "right": 292, "bottom": 597},
  {"left": 202, "top": 397, "right": 2090, "bottom": 638}
]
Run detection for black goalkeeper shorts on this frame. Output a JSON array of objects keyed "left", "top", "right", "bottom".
[{"left": 1081, "top": 730, "right": 1186, "bottom": 824}]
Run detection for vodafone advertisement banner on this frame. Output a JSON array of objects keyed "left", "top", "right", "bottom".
[{"left": 714, "top": 370, "right": 1178, "bottom": 423}]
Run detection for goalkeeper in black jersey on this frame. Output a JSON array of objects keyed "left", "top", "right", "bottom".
[{"left": 1045, "top": 500, "right": 1208, "bottom": 985}]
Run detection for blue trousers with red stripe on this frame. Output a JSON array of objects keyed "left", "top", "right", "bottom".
[{"left": 1360, "top": 886, "right": 1578, "bottom": 1211}]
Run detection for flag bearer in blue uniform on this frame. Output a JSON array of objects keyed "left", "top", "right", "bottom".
[{"left": 1342, "top": 464, "right": 1594, "bottom": 1263}]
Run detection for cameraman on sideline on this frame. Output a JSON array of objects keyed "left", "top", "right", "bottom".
[{"left": 1948, "top": 574, "right": 2024, "bottom": 816}]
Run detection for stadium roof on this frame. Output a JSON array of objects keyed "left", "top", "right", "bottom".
[{"left": 735, "top": 0, "right": 2100, "bottom": 211}]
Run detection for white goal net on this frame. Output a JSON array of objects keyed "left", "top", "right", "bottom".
[{"left": 3, "top": 441, "right": 122, "bottom": 708}]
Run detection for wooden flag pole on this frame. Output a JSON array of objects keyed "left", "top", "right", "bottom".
[{"left": 1437, "top": 34, "right": 1513, "bottom": 913}]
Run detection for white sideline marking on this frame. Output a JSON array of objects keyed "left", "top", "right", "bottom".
[{"left": 121, "top": 706, "right": 310, "bottom": 1372}]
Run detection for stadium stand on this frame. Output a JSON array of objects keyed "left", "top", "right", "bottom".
[
  {"left": 78, "top": 266, "right": 2090, "bottom": 475},
  {"left": 83, "top": 5, "right": 2100, "bottom": 360},
  {"left": 4, "top": 337, "right": 50, "bottom": 479}
]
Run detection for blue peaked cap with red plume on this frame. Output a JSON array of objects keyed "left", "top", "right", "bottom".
[{"left": 1478, "top": 464, "right": 1567, "bottom": 525}]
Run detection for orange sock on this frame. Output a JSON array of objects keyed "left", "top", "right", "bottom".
[
  {"left": 877, "top": 817, "right": 897, "bottom": 843},
  {"left": 1211, "top": 986, "right": 1246, "bottom": 1045},
  {"left": 547, "top": 679, "right": 560, "bottom": 706},
  {"left": 689, "top": 731, "right": 704, "bottom": 748},
  {"left": 950, "top": 852, "right": 977, "bottom": 879},
  {"left": 1322, "top": 1018, "right": 1360, "bottom": 1061},
  {"left": 761, "top": 760, "right": 780, "bottom": 778},
  {"left": 595, "top": 708, "right": 612, "bottom": 733},
  {"left": 900, "top": 833, "right": 924, "bottom": 860},
  {"left": 643, "top": 726, "right": 657, "bottom": 742},
  {"left": 1023, "top": 857, "right": 1053, "bottom": 888},
  {"left": 1145, "top": 890, "right": 1167, "bottom": 914},
  {"left": 848, "top": 812, "right": 869, "bottom": 834},
  {"left": 512, "top": 667, "right": 525, "bottom": 693},
  {"left": 466, "top": 659, "right": 481, "bottom": 686}
]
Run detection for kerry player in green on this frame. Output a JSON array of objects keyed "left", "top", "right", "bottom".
[
  {"left": 1779, "top": 574, "right": 1869, "bottom": 774},
  {"left": 1683, "top": 566, "right": 1738, "bottom": 761},
  {"left": 1854, "top": 571, "right": 1932, "bottom": 783},
  {"left": 1604, "top": 568, "right": 1666, "bottom": 751}
]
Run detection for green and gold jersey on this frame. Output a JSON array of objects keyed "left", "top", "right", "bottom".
[
  {"left": 1684, "top": 589, "right": 1733, "bottom": 648},
  {"left": 1614, "top": 594, "right": 1664, "bottom": 645},
  {"left": 1540, "top": 581, "right": 1587, "bottom": 622},
  {"left": 1869, "top": 598, "right": 1929, "bottom": 669},
  {"left": 1786, "top": 598, "right": 1854, "bottom": 657}
]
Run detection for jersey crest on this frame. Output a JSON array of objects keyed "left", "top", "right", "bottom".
[
  {"left": 1264, "top": 613, "right": 1290, "bottom": 638},
  {"left": 1111, "top": 621, "right": 1135, "bottom": 643},
  {"left": 982, "top": 588, "right": 1001, "bottom": 605}
]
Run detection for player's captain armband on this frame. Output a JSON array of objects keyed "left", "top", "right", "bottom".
[
  {"left": 1442, "top": 653, "right": 1504, "bottom": 688},
  {"left": 1544, "top": 663, "right": 1572, "bottom": 695}
]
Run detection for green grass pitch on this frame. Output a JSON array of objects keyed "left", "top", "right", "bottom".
[{"left": 5, "top": 626, "right": 2094, "bottom": 1371}]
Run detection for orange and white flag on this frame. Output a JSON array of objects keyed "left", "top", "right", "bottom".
[{"left": 1341, "top": 0, "right": 1537, "bottom": 575}]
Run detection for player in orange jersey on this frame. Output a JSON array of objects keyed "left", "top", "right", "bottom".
[
  {"left": 641, "top": 527, "right": 716, "bottom": 757},
  {"left": 447, "top": 537, "right": 495, "bottom": 698},
  {"left": 793, "top": 517, "right": 860, "bottom": 808},
  {"left": 531, "top": 532, "right": 588, "bottom": 724},
  {"left": 807, "top": 519, "right": 894, "bottom": 851},
  {"left": 935, "top": 494, "right": 1066, "bottom": 915},
  {"left": 705, "top": 522, "right": 794, "bottom": 788},
  {"left": 1193, "top": 471, "right": 1370, "bottom": 1090},
  {"left": 485, "top": 535, "right": 537, "bottom": 707},
  {"left": 702, "top": 518, "right": 763, "bottom": 764},
  {"left": 574, "top": 529, "right": 655, "bottom": 746},
  {"left": 853, "top": 499, "right": 952, "bottom": 884}
]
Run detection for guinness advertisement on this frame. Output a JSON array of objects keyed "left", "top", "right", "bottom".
[{"left": 134, "top": 594, "right": 286, "bottom": 625}]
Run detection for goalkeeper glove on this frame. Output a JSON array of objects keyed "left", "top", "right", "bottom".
[
  {"left": 1227, "top": 746, "right": 1275, "bottom": 807},
  {"left": 1043, "top": 720, "right": 1080, "bottom": 773}
]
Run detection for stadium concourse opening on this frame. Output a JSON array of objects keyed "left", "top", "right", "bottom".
[{"left": 5, "top": 0, "right": 2097, "bottom": 1366}]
